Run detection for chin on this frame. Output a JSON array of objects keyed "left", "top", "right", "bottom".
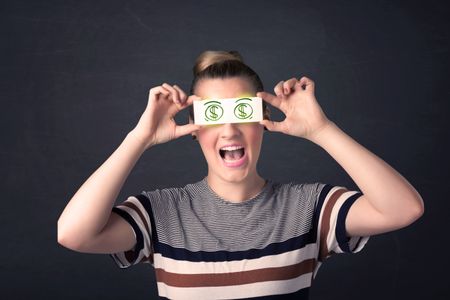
[
  {"left": 210, "top": 164, "right": 256, "bottom": 184},
  {"left": 221, "top": 171, "right": 250, "bottom": 183}
]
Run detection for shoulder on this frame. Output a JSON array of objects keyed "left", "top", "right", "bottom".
[
  {"left": 271, "top": 181, "right": 327, "bottom": 199},
  {"left": 140, "top": 180, "right": 204, "bottom": 205},
  {"left": 264, "top": 181, "right": 330, "bottom": 214}
]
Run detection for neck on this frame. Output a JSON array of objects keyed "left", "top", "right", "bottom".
[{"left": 206, "top": 173, "right": 266, "bottom": 203}]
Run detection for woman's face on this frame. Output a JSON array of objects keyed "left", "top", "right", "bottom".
[{"left": 194, "top": 77, "right": 264, "bottom": 184}]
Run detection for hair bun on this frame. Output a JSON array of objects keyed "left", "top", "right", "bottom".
[{"left": 193, "top": 50, "right": 243, "bottom": 75}]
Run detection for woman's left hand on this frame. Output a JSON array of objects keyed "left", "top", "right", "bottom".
[{"left": 257, "top": 76, "right": 333, "bottom": 141}]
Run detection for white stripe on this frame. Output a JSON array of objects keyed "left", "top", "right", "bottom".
[
  {"left": 128, "top": 196, "right": 152, "bottom": 233},
  {"left": 330, "top": 190, "right": 370, "bottom": 253},
  {"left": 157, "top": 273, "right": 313, "bottom": 299},
  {"left": 312, "top": 261, "right": 323, "bottom": 279},
  {"left": 117, "top": 201, "right": 152, "bottom": 262},
  {"left": 153, "top": 243, "right": 317, "bottom": 274},
  {"left": 316, "top": 186, "right": 341, "bottom": 257},
  {"left": 110, "top": 252, "right": 128, "bottom": 268},
  {"left": 326, "top": 190, "right": 361, "bottom": 254},
  {"left": 119, "top": 198, "right": 152, "bottom": 241}
]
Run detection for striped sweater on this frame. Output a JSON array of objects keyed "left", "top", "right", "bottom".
[{"left": 110, "top": 178, "right": 369, "bottom": 299}]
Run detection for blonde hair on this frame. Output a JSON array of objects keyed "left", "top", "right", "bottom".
[
  {"left": 193, "top": 50, "right": 243, "bottom": 75},
  {"left": 189, "top": 50, "right": 263, "bottom": 94}
]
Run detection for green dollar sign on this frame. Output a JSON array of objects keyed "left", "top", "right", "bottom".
[
  {"left": 204, "top": 101, "right": 223, "bottom": 121},
  {"left": 238, "top": 105, "right": 247, "bottom": 118},
  {"left": 210, "top": 106, "right": 218, "bottom": 119},
  {"left": 234, "top": 99, "right": 253, "bottom": 120}
]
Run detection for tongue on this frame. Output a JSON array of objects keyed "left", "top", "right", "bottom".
[{"left": 224, "top": 149, "right": 243, "bottom": 161}]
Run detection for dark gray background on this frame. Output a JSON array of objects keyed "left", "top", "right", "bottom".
[{"left": 1, "top": 0, "right": 449, "bottom": 299}]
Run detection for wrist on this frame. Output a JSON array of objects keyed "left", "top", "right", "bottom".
[
  {"left": 307, "top": 120, "right": 338, "bottom": 145},
  {"left": 126, "top": 130, "right": 154, "bottom": 152}
]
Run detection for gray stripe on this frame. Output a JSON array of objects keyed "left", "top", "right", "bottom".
[{"left": 142, "top": 178, "right": 324, "bottom": 252}]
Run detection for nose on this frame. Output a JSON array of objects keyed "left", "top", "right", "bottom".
[{"left": 220, "top": 123, "right": 241, "bottom": 139}]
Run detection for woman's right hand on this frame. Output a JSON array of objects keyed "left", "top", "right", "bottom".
[{"left": 130, "top": 83, "right": 201, "bottom": 150}]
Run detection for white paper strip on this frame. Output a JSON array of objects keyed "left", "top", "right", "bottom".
[{"left": 193, "top": 97, "right": 263, "bottom": 125}]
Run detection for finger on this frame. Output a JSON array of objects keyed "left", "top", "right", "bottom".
[
  {"left": 167, "top": 94, "right": 201, "bottom": 117},
  {"left": 148, "top": 87, "right": 170, "bottom": 108},
  {"left": 149, "top": 86, "right": 170, "bottom": 100},
  {"left": 162, "top": 83, "right": 181, "bottom": 104},
  {"left": 257, "top": 91, "right": 283, "bottom": 109},
  {"left": 259, "top": 119, "right": 285, "bottom": 133},
  {"left": 274, "top": 81, "right": 284, "bottom": 97},
  {"left": 297, "top": 76, "right": 315, "bottom": 92},
  {"left": 174, "top": 123, "right": 201, "bottom": 139},
  {"left": 166, "top": 94, "right": 197, "bottom": 116},
  {"left": 162, "top": 83, "right": 180, "bottom": 104},
  {"left": 173, "top": 85, "right": 187, "bottom": 104},
  {"left": 283, "top": 77, "right": 298, "bottom": 94}
]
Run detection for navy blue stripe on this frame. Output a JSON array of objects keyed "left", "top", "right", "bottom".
[
  {"left": 335, "top": 192, "right": 363, "bottom": 252},
  {"left": 312, "top": 184, "right": 333, "bottom": 238},
  {"left": 111, "top": 207, "right": 143, "bottom": 262},
  {"left": 153, "top": 230, "right": 316, "bottom": 262},
  {"left": 135, "top": 194, "right": 159, "bottom": 243}
]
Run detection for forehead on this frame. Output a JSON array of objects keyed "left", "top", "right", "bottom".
[{"left": 195, "top": 77, "right": 255, "bottom": 99}]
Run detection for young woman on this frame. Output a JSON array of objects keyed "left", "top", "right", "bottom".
[{"left": 57, "top": 50, "right": 424, "bottom": 299}]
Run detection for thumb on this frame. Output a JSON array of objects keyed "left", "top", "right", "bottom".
[
  {"left": 174, "top": 123, "right": 201, "bottom": 139},
  {"left": 260, "top": 119, "right": 285, "bottom": 133}
]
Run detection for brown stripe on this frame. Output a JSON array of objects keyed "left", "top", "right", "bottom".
[
  {"left": 319, "top": 188, "right": 347, "bottom": 261},
  {"left": 155, "top": 259, "right": 316, "bottom": 288},
  {"left": 122, "top": 200, "right": 154, "bottom": 263}
]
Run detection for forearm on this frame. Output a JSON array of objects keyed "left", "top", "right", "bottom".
[
  {"left": 309, "top": 121, "right": 424, "bottom": 219},
  {"left": 57, "top": 131, "right": 147, "bottom": 244}
]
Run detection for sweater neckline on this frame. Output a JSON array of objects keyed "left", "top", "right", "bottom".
[{"left": 199, "top": 177, "right": 273, "bottom": 206}]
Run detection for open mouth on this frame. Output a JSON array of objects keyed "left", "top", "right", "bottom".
[{"left": 219, "top": 145, "right": 245, "bottom": 162}]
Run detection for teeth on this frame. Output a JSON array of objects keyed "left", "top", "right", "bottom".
[{"left": 220, "top": 146, "right": 244, "bottom": 151}]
